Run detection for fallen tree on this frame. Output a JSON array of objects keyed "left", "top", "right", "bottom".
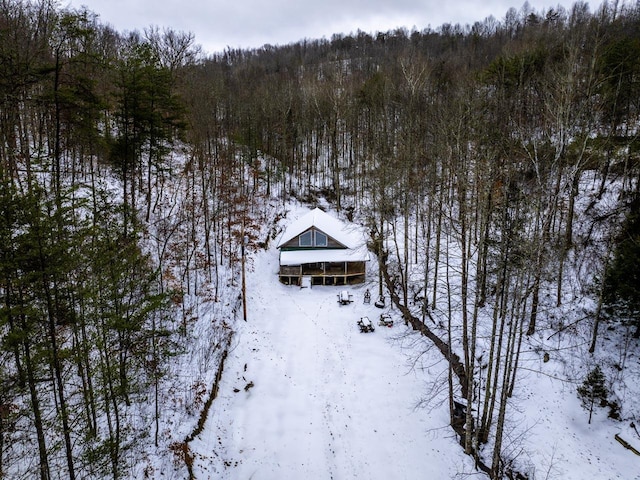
[{"left": 378, "top": 253, "right": 496, "bottom": 478}]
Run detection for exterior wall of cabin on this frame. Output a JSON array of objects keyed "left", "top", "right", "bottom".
[
  {"left": 278, "top": 261, "right": 366, "bottom": 286},
  {"left": 279, "top": 227, "right": 345, "bottom": 250},
  {"left": 278, "top": 222, "right": 366, "bottom": 286}
]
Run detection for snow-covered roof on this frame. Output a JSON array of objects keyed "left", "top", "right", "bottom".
[
  {"left": 279, "top": 245, "right": 370, "bottom": 265},
  {"left": 276, "top": 207, "right": 364, "bottom": 250}
]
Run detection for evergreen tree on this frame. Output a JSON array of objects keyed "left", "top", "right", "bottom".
[
  {"left": 603, "top": 196, "right": 640, "bottom": 338},
  {"left": 577, "top": 366, "right": 608, "bottom": 424}
]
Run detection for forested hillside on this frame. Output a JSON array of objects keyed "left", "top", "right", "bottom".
[{"left": 1, "top": 0, "right": 639, "bottom": 478}]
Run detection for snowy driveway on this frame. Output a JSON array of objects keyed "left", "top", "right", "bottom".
[{"left": 190, "top": 248, "right": 467, "bottom": 479}]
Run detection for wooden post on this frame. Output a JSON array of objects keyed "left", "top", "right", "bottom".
[{"left": 241, "top": 224, "right": 247, "bottom": 322}]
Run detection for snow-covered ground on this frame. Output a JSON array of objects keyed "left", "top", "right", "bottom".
[
  {"left": 189, "top": 242, "right": 474, "bottom": 478},
  {"left": 508, "top": 312, "right": 640, "bottom": 480},
  {"left": 186, "top": 205, "right": 640, "bottom": 480}
]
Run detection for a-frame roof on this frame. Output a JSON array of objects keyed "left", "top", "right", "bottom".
[{"left": 276, "top": 207, "right": 361, "bottom": 249}]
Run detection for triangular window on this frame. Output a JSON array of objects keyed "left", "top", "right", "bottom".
[
  {"left": 298, "top": 229, "right": 328, "bottom": 247},
  {"left": 315, "top": 231, "right": 327, "bottom": 246},
  {"left": 299, "top": 231, "right": 312, "bottom": 246}
]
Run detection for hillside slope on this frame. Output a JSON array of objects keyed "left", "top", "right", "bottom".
[
  {"left": 188, "top": 206, "right": 472, "bottom": 479},
  {"left": 186, "top": 204, "right": 640, "bottom": 480}
]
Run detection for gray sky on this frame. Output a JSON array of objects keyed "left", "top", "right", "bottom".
[{"left": 65, "top": 0, "right": 582, "bottom": 55}]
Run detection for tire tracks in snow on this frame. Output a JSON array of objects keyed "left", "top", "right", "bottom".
[{"left": 286, "top": 289, "right": 362, "bottom": 479}]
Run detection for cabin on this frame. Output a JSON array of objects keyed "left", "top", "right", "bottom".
[{"left": 276, "top": 207, "right": 369, "bottom": 286}]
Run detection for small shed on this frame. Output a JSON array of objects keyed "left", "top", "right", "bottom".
[{"left": 276, "top": 207, "right": 369, "bottom": 286}]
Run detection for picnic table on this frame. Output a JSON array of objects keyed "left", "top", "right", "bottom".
[
  {"left": 357, "top": 316, "right": 375, "bottom": 333},
  {"left": 338, "top": 290, "right": 353, "bottom": 305}
]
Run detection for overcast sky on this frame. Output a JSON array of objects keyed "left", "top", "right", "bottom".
[{"left": 65, "top": 0, "right": 582, "bottom": 55}]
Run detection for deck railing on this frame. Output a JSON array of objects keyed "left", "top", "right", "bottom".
[{"left": 278, "top": 261, "right": 366, "bottom": 285}]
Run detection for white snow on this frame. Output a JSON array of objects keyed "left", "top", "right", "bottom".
[
  {"left": 279, "top": 246, "right": 369, "bottom": 265},
  {"left": 184, "top": 204, "right": 640, "bottom": 480},
  {"left": 189, "top": 237, "right": 474, "bottom": 479},
  {"left": 276, "top": 207, "right": 365, "bottom": 250}
]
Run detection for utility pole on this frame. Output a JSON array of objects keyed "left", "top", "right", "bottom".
[{"left": 241, "top": 222, "right": 248, "bottom": 322}]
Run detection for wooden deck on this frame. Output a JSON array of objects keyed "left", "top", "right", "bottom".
[{"left": 279, "top": 261, "right": 365, "bottom": 286}]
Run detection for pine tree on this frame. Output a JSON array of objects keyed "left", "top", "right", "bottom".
[
  {"left": 577, "top": 366, "right": 608, "bottom": 424},
  {"left": 602, "top": 196, "right": 640, "bottom": 338}
]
